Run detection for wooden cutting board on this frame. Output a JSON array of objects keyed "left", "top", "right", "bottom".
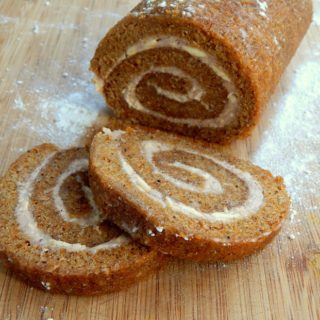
[{"left": 0, "top": 0, "right": 319, "bottom": 319}]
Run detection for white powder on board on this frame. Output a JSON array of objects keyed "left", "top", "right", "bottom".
[
  {"left": 256, "top": 0, "right": 268, "bottom": 17},
  {"left": 250, "top": 14, "right": 320, "bottom": 242},
  {"left": 14, "top": 94, "right": 25, "bottom": 111},
  {"left": 252, "top": 60, "right": 320, "bottom": 205},
  {"left": 5, "top": 5, "right": 125, "bottom": 149},
  {"left": 11, "top": 79, "right": 106, "bottom": 148},
  {"left": 36, "top": 92, "right": 106, "bottom": 147},
  {"left": 0, "top": 14, "right": 18, "bottom": 25},
  {"left": 32, "top": 23, "right": 40, "bottom": 34}
]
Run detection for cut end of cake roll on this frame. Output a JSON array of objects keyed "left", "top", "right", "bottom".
[
  {"left": 90, "top": 127, "right": 290, "bottom": 262},
  {"left": 0, "top": 144, "right": 166, "bottom": 295},
  {"left": 91, "top": 0, "right": 312, "bottom": 144}
]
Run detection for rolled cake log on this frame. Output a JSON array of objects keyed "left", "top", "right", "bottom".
[
  {"left": 90, "top": 127, "right": 290, "bottom": 262},
  {"left": 0, "top": 144, "right": 166, "bottom": 295},
  {"left": 91, "top": 0, "right": 312, "bottom": 144}
]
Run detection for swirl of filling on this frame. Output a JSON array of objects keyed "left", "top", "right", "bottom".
[
  {"left": 53, "top": 158, "right": 102, "bottom": 227},
  {"left": 98, "top": 36, "right": 239, "bottom": 128},
  {"left": 15, "top": 153, "right": 128, "bottom": 253},
  {"left": 118, "top": 139, "right": 264, "bottom": 223}
]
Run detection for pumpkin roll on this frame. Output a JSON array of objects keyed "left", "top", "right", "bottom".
[
  {"left": 90, "top": 127, "right": 290, "bottom": 262},
  {"left": 0, "top": 144, "right": 166, "bottom": 295},
  {"left": 90, "top": 0, "right": 312, "bottom": 144}
]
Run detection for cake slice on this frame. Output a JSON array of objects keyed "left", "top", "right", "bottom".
[
  {"left": 0, "top": 144, "right": 166, "bottom": 295},
  {"left": 90, "top": 127, "right": 290, "bottom": 262}
]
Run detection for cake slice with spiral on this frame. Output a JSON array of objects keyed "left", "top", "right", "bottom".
[
  {"left": 90, "top": 127, "right": 290, "bottom": 262},
  {"left": 0, "top": 144, "right": 166, "bottom": 295},
  {"left": 91, "top": 0, "right": 312, "bottom": 144}
]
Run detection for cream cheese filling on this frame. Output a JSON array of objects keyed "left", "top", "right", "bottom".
[
  {"left": 53, "top": 158, "right": 102, "bottom": 227},
  {"left": 15, "top": 154, "right": 128, "bottom": 252},
  {"left": 99, "top": 36, "right": 240, "bottom": 128},
  {"left": 118, "top": 140, "right": 264, "bottom": 223}
]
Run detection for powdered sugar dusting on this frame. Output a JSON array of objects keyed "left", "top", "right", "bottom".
[
  {"left": 250, "top": 12, "right": 320, "bottom": 241},
  {"left": 133, "top": 0, "right": 270, "bottom": 19},
  {"left": 313, "top": 1, "right": 320, "bottom": 26},
  {"left": 256, "top": 0, "right": 268, "bottom": 17},
  {"left": 37, "top": 93, "right": 106, "bottom": 147},
  {"left": 10, "top": 73, "right": 107, "bottom": 148},
  {"left": 2, "top": 5, "right": 127, "bottom": 150},
  {"left": 252, "top": 61, "right": 320, "bottom": 203},
  {"left": 0, "top": 14, "right": 18, "bottom": 25}
]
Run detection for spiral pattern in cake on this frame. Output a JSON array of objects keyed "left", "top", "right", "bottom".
[
  {"left": 90, "top": 127, "right": 290, "bottom": 261},
  {"left": 0, "top": 144, "right": 166, "bottom": 294}
]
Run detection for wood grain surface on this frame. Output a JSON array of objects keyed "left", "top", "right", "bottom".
[{"left": 0, "top": 0, "right": 319, "bottom": 319}]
